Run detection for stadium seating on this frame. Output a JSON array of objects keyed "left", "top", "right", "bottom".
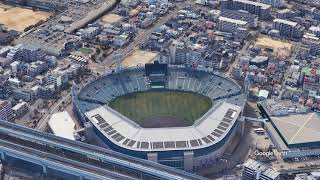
[{"left": 77, "top": 66, "right": 242, "bottom": 110}]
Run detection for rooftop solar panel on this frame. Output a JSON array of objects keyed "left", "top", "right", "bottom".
[
  {"left": 103, "top": 126, "right": 113, "bottom": 133},
  {"left": 128, "top": 140, "right": 136, "bottom": 147},
  {"left": 207, "top": 135, "right": 215, "bottom": 141},
  {"left": 100, "top": 123, "right": 109, "bottom": 129},
  {"left": 115, "top": 135, "right": 125, "bottom": 142},
  {"left": 164, "top": 141, "right": 175, "bottom": 148},
  {"left": 217, "top": 125, "right": 227, "bottom": 131},
  {"left": 201, "top": 137, "right": 211, "bottom": 144},
  {"left": 225, "top": 109, "right": 236, "bottom": 119},
  {"left": 190, "top": 140, "right": 199, "bottom": 147},
  {"left": 123, "top": 138, "right": 130, "bottom": 145},
  {"left": 153, "top": 142, "right": 164, "bottom": 149},
  {"left": 107, "top": 130, "right": 117, "bottom": 136},
  {"left": 222, "top": 118, "right": 232, "bottom": 123},
  {"left": 214, "top": 129, "right": 224, "bottom": 135},
  {"left": 220, "top": 122, "right": 229, "bottom": 128},
  {"left": 140, "top": 142, "right": 149, "bottom": 149},
  {"left": 111, "top": 133, "right": 121, "bottom": 139},
  {"left": 176, "top": 141, "right": 187, "bottom": 148},
  {"left": 93, "top": 114, "right": 106, "bottom": 124},
  {"left": 212, "top": 131, "right": 222, "bottom": 137}
]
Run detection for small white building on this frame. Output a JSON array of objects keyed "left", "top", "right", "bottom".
[
  {"left": 258, "top": 89, "right": 269, "bottom": 100},
  {"left": 48, "top": 111, "right": 77, "bottom": 140},
  {"left": 12, "top": 101, "right": 28, "bottom": 118},
  {"left": 10, "top": 61, "right": 20, "bottom": 73},
  {"left": 218, "top": 16, "right": 247, "bottom": 33},
  {"left": 81, "top": 27, "right": 100, "bottom": 39},
  {"left": 8, "top": 78, "right": 21, "bottom": 86}
]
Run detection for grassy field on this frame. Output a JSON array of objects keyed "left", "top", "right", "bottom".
[
  {"left": 79, "top": 47, "right": 94, "bottom": 55},
  {"left": 109, "top": 91, "right": 212, "bottom": 127}
]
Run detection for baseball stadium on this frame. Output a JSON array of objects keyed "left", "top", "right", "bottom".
[{"left": 73, "top": 62, "right": 246, "bottom": 170}]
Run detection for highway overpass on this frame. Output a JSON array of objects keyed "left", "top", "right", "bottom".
[{"left": 0, "top": 120, "right": 207, "bottom": 180}]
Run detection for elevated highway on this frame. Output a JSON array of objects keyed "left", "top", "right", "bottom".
[{"left": 0, "top": 120, "right": 206, "bottom": 180}]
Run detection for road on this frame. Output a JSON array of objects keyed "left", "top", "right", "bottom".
[
  {"left": 0, "top": 120, "right": 207, "bottom": 180},
  {"left": 272, "top": 157, "right": 320, "bottom": 174},
  {"left": 36, "top": 92, "right": 71, "bottom": 130},
  {"left": 226, "top": 32, "right": 255, "bottom": 78}
]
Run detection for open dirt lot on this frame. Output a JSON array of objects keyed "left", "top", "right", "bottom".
[
  {"left": 101, "top": 14, "right": 122, "bottom": 24},
  {"left": 0, "top": 5, "right": 51, "bottom": 31},
  {"left": 254, "top": 36, "right": 293, "bottom": 57},
  {"left": 122, "top": 49, "right": 158, "bottom": 67}
]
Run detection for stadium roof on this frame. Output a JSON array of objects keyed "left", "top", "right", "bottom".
[
  {"left": 85, "top": 102, "right": 241, "bottom": 152},
  {"left": 271, "top": 112, "right": 320, "bottom": 146}
]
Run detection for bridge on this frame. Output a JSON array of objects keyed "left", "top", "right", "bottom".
[{"left": 0, "top": 120, "right": 207, "bottom": 180}]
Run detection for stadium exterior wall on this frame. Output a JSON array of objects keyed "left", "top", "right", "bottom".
[
  {"left": 84, "top": 118, "right": 240, "bottom": 170},
  {"left": 72, "top": 100, "right": 87, "bottom": 127},
  {"left": 72, "top": 66, "right": 245, "bottom": 170}
]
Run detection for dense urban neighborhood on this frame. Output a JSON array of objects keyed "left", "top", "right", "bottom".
[{"left": 1, "top": 0, "right": 320, "bottom": 179}]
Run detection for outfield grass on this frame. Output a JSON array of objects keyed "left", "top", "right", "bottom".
[{"left": 109, "top": 91, "right": 212, "bottom": 126}]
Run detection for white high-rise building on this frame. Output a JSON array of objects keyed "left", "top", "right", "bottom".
[
  {"left": 218, "top": 16, "right": 248, "bottom": 33},
  {"left": 221, "top": 0, "right": 271, "bottom": 19},
  {"left": 169, "top": 41, "right": 189, "bottom": 65},
  {"left": 273, "top": 18, "right": 305, "bottom": 40}
]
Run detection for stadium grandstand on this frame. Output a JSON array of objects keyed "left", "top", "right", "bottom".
[{"left": 73, "top": 63, "right": 246, "bottom": 171}]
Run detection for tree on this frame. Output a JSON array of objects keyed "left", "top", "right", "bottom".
[{"left": 43, "top": 100, "right": 48, "bottom": 108}]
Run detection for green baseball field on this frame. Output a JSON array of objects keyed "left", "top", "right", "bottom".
[{"left": 109, "top": 91, "right": 212, "bottom": 128}]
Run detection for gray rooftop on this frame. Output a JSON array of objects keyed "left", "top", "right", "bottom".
[{"left": 271, "top": 112, "right": 320, "bottom": 146}]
